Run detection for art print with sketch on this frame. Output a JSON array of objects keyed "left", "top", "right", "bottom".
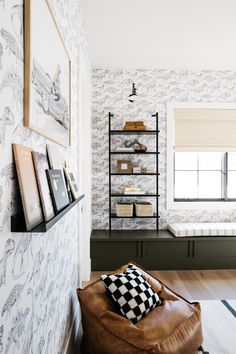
[
  {"left": 24, "top": 0, "right": 71, "bottom": 146},
  {"left": 13, "top": 144, "right": 44, "bottom": 231}
]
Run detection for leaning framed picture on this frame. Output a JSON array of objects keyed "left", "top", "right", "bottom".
[{"left": 24, "top": 0, "right": 71, "bottom": 147}]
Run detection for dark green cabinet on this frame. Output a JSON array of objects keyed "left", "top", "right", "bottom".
[{"left": 91, "top": 230, "right": 236, "bottom": 271}]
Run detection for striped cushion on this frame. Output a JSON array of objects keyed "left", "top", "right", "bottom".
[{"left": 168, "top": 223, "right": 236, "bottom": 237}]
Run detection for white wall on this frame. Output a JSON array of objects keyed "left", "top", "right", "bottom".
[
  {"left": 0, "top": 1, "right": 92, "bottom": 353},
  {"left": 78, "top": 51, "right": 92, "bottom": 282}
]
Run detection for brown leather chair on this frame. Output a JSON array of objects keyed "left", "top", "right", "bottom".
[{"left": 77, "top": 263, "right": 203, "bottom": 354}]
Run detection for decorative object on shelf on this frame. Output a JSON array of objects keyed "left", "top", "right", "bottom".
[
  {"left": 124, "top": 139, "right": 147, "bottom": 152},
  {"left": 128, "top": 83, "right": 138, "bottom": 103},
  {"left": 135, "top": 202, "right": 154, "bottom": 217},
  {"left": 24, "top": 0, "right": 71, "bottom": 147},
  {"left": 124, "top": 121, "right": 146, "bottom": 131},
  {"left": 13, "top": 144, "right": 44, "bottom": 231},
  {"left": 115, "top": 147, "right": 134, "bottom": 152},
  {"left": 116, "top": 202, "right": 133, "bottom": 217},
  {"left": 145, "top": 167, "right": 155, "bottom": 173},
  {"left": 64, "top": 167, "right": 79, "bottom": 200},
  {"left": 124, "top": 187, "right": 144, "bottom": 195},
  {"left": 116, "top": 160, "right": 132, "bottom": 173},
  {"left": 132, "top": 166, "right": 142, "bottom": 173},
  {"left": 32, "top": 151, "right": 55, "bottom": 221},
  {"left": 46, "top": 169, "right": 69, "bottom": 213}
]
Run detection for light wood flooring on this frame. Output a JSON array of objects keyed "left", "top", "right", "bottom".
[{"left": 85, "top": 269, "right": 236, "bottom": 300}]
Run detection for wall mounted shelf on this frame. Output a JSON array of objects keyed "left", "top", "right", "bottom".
[
  {"left": 110, "top": 130, "right": 159, "bottom": 135},
  {"left": 111, "top": 173, "right": 158, "bottom": 176},
  {"left": 110, "top": 213, "right": 158, "bottom": 219},
  {"left": 111, "top": 193, "right": 159, "bottom": 197},
  {"left": 11, "top": 194, "right": 85, "bottom": 233},
  {"left": 110, "top": 151, "right": 156, "bottom": 155}
]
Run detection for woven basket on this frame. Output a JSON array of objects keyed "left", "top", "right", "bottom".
[
  {"left": 116, "top": 202, "right": 133, "bottom": 217},
  {"left": 135, "top": 202, "right": 153, "bottom": 217}
]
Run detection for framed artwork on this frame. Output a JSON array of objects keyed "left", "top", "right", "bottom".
[
  {"left": 116, "top": 159, "right": 132, "bottom": 174},
  {"left": 24, "top": 0, "right": 71, "bottom": 147}
]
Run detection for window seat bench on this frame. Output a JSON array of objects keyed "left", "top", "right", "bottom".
[{"left": 91, "top": 229, "right": 236, "bottom": 270}]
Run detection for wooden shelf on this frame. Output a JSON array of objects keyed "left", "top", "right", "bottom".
[
  {"left": 11, "top": 194, "right": 85, "bottom": 233},
  {"left": 110, "top": 213, "right": 159, "bottom": 219},
  {"left": 110, "top": 130, "right": 158, "bottom": 135},
  {"left": 111, "top": 193, "right": 159, "bottom": 197},
  {"left": 111, "top": 173, "right": 158, "bottom": 176},
  {"left": 110, "top": 151, "right": 156, "bottom": 155}
]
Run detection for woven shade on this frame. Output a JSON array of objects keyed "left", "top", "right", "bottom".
[{"left": 175, "top": 108, "right": 236, "bottom": 151}]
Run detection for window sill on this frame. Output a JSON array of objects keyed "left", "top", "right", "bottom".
[{"left": 167, "top": 200, "right": 236, "bottom": 210}]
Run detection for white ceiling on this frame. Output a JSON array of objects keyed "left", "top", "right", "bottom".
[{"left": 80, "top": 0, "right": 236, "bottom": 71}]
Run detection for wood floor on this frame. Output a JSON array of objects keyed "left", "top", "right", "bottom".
[{"left": 85, "top": 269, "right": 236, "bottom": 300}]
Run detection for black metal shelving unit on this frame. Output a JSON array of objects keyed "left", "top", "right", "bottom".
[{"left": 108, "top": 112, "right": 159, "bottom": 232}]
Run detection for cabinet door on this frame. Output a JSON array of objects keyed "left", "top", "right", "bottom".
[
  {"left": 143, "top": 241, "right": 189, "bottom": 258},
  {"left": 91, "top": 241, "right": 140, "bottom": 270},
  {"left": 140, "top": 241, "right": 190, "bottom": 269},
  {"left": 91, "top": 241, "right": 138, "bottom": 258},
  {"left": 194, "top": 240, "right": 236, "bottom": 257},
  {"left": 191, "top": 239, "right": 236, "bottom": 269}
]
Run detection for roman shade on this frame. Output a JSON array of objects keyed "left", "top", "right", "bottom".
[{"left": 174, "top": 108, "right": 236, "bottom": 151}]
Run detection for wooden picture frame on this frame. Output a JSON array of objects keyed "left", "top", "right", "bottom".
[
  {"left": 116, "top": 159, "right": 132, "bottom": 174},
  {"left": 24, "top": 0, "right": 71, "bottom": 147}
]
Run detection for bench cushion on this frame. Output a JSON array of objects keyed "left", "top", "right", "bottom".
[{"left": 168, "top": 222, "right": 236, "bottom": 237}]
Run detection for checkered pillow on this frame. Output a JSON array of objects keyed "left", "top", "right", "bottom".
[{"left": 101, "top": 265, "right": 160, "bottom": 323}]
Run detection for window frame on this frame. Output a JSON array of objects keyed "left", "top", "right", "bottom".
[{"left": 167, "top": 102, "right": 236, "bottom": 210}]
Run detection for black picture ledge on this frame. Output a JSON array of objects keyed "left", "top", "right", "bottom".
[{"left": 11, "top": 194, "right": 85, "bottom": 233}]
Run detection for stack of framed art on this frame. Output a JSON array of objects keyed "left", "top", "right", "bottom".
[{"left": 13, "top": 143, "right": 79, "bottom": 231}]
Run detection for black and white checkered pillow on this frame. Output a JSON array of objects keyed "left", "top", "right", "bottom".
[{"left": 101, "top": 265, "right": 160, "bottom": 323}]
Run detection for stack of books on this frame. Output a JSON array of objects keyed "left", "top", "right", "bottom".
[
  {"left": 115, "top": 147, "right": 134, "bottom": 152},
  {"left": 123, "top": 187, "right": 145, "bottom": 195},
  {"left": 124, "top": 121, "right": 146, "bottom": 131},
  {"left": 132, "top": 166, "right": 142, "bottom": 173},
  {"left": 145, "top": 167, "right": 155, "bottom": 173}
]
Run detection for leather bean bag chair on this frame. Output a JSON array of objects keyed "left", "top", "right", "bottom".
[{"left": 77, "top": 262, "right": 203, "bottom": 354}]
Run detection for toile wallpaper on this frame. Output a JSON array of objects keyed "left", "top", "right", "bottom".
[
  {"left": 0, "top": 0, "right": 90, "bottom": 353},
  {"left": 92, "top": 68, "right": 236, "bottom": 230}
]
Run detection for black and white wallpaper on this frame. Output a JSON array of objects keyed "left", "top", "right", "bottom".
[
  {"left": 92, "top": 69, "right": 236, "bottom": 230},
  {"left": 0, "top": 0, "right": 90, "bottom": 353}
]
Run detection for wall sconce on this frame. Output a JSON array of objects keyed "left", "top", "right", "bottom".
[{"left": 128, "top": 83, "right": 137, "bottom": 103}]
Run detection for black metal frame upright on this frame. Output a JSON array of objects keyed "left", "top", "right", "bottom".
[{"left": 108, "top": 112, "right": 159, "bottom": 232}]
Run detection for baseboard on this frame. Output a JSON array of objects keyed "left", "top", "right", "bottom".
[
  {"left": 64, "top": 303, "right": 83, "bottom": 354},
  {"left": 81, "top": 257, "right": 91, "bottom": 283}
]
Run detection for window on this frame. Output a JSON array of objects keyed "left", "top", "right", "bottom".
[
  {"left": 167, "top": 102, "right": 236, "bottom": 210},
  {"left": 174, "top": 152, "right": 236, "bottom": 200}
]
